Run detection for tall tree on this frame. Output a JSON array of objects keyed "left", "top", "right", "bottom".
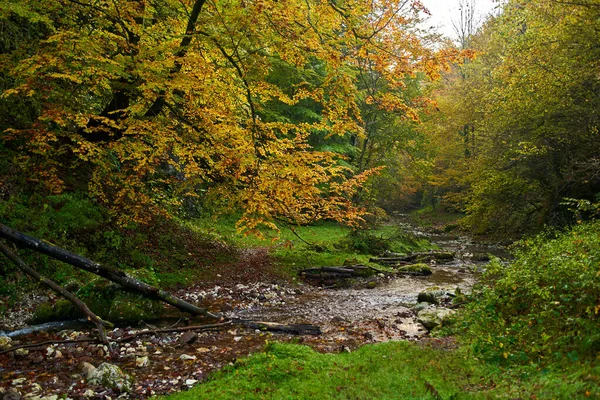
[{"left": 0, "top": 0, "right": 456, "bottom": 232}]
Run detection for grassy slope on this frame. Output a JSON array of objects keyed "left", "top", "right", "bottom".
[
  {"left": 164, "top": 341, "right": 599, "bottom": 399},
  {"left": 183, "top": 216, "right": 432, "bottom": 277},
  {"left": 166, "top": 341, "right": 493, "bottom": 400}
]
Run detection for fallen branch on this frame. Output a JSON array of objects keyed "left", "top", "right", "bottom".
[
  {"left": 235, "top": 320, "right": 322, "bottom": 335},
  {"left": 370, "top": 251, "right": 455, "bottom": 264},
  {"left": 0, "top": 338, "right": 96, "bottom": 356},
  {"left": 115, "top": 321, "right": 233, "bottom": 343},
  {"left": 0, "top": 319, "right": 321, "bottom": 355},
  {"left": 0, "top": 224, "right": 218, "bottom": 319},
  {"left": 0, "top": 242, "right": 112, "bottom": 346}
]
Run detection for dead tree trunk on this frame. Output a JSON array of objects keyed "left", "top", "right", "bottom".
[
  {"left": 0, "top": 224, "right": 218, "bottom": 319},
  {"left": 0, "top": 242, "right": 112, "bottom": 345}
]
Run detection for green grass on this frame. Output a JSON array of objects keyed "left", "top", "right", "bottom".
[
  {"left": 165, "top": 341, "right": 493, "bottom": 400},
  {"left": 183, "top": 216, "right": 433, "bottom": 276},
  {"left": 164, "top": 341, "right": 600, "bottom": 399}
]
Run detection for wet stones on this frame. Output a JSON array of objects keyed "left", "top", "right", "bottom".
[
  {"left": 417, "top": 307, "right": 455, "bottom": 331},
  {"left": 87, "top": 363, "right": 132, "bottom": 393}
]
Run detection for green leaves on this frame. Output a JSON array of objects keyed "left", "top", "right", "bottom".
[{"left": 450, "top": 220, "right": 600, "bottom": 365}]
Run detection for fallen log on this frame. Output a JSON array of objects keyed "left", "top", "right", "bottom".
[
  {"left": 235, "top": 320, "right": 322, "bottom": 335},
  {"left": 0, "top": 321, "right": 233, "bottom": 355},
  {"left": 0, "top": 319, "right": 322, "bottom": 355},
  {"left": 0, "top": 224, "right": 218, "bottom": 319},
  {"left": 370, "top": 251, "right": 455, "bottom": 264},
  {"left": 301, "top": 264, "right": 377, "bottom": 278},
  {"left": 0, "top": 242, "right": 112, "bottom": 346}
]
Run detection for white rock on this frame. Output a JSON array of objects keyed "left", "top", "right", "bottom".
[
  {"left": 30, "top": 383, "right": 42, "bottom": 393},
  {"left": 135, "top": 356, "right": 150, "bottom": 368},
  {"left": 11, "top": 377, "right": 26, "bottom": 386},
  {"left": 14, "top": 348, "right": 29, "bottom": 357},
  {"left": 87, "top": 363, "right": 132, "bottom": 392},
  {"left": 179, "top": 354, "right": 197, "bottom": 361},
  {"left": 185, "top": 379, "right": 198, "bottom": 386}
]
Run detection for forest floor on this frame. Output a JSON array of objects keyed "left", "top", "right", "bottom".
[{"left": 0, "top": 216, "right": 510, "bottom": 399}]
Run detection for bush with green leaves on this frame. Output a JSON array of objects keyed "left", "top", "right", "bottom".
[{"left": 448, "top": 220, "right": 600, "bottom": 365}]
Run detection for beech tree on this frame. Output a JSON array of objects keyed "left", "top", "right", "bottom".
[{"left": 0, "top": 0, "right": 459, "bottom": 233}]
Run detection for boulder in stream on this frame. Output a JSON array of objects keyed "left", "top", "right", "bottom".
[
  {"left": 417, "top": 291, "right": 439, "bottom": 305},
  {"left": 397, "top": 263, "right": 432, "bottom": 276},
  {"left": 87, "top": 363, "right": 132, "bottom": 392},
  {"left": 417, "top": 307, "right": 455, "bottom": 331}
]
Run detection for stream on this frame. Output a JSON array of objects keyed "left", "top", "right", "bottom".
[
  {"left": 0, "top": 220, "right": 509, "bottom": 398},
  {"left": 228, "top": 219, "right": 509, "bottom": 343}
]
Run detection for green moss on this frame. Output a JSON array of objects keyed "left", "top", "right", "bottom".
[
  {"left": 30, "top": 299, "right": 81, "bottom": 324},
  {"left": 107, "top": 292, "right": 163, "bottom": 322},
  {"left": 397, "top": 263, "right": 432, "bottom": 276}
]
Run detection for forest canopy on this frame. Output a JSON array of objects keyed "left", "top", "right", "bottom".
[{"left": 0, "top": 0, "right": 463, "bottom": 234}]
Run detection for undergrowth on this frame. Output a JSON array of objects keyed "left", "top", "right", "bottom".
[{"left": 445, "top": 220, "right": 600, "bottom": 366}]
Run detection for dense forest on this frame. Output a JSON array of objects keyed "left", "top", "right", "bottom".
[{"left": 0, "top": 0, "right": 599, "bottom": 398}]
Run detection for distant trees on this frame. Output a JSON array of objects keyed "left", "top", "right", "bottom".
[{"left": 423, "top": 0, "right": 600, "bottom": 235}]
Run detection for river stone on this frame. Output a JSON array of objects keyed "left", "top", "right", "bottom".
[
  {"left": 413, "top": 302, "right": 431, "bottom": 312},
  {"left": 417, "top": 291, "right": 439, "bottom": 305},
  {"left": 178, "top": 331, "right": 198, "bottom": 345},
  {"left": 0, "top": 337, "right": 11, "bottom": 350},
  {"left": 135, "top": 356, "right": 150, "bottom": 368},
  {"left": 14, "top": 349, "right": 28, "bottom": 357},
  {"left": 87, "top": 362, "right": 132, "bottom": 392},
  {"left": 417, "top": 308, "right": 455, "bottom": 331},
  {"left": 78, "top": 362, "right": 96, "bottom": 379},
  {"left": 2, "top": 388, "right": 21, "bottom": 400},
  {"left": 397, "top": 263, "right": 432, "bottom": 276}
]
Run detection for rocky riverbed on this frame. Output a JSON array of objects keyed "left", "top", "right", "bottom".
[{"left": 0, "top": 223, "right": 508, "bottom": 399}]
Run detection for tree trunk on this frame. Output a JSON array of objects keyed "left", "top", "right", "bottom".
[
  {"left": 0, "top": 242, "right": 112, "bottom": 345},
  {"left": 0, "top": 224, "right": 218, "bottom": 319}
]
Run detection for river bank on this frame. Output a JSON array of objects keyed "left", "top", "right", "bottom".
[{"left": 0, "top": 218, "right": 504, "bottom": 399}]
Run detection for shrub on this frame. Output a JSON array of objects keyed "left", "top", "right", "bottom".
[{"left": 448, "top": 220, "right": 600, "bottom": 365}]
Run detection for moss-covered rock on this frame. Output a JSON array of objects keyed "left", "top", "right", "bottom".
[
  {"left": 417, "top": 307, "right": 455, "bottom": 331},
  {"left": 30, "top": 299, "right": 81, "bottom": 324},
  {"left": 417, "top": 291, "right": 439, "bottom": 305},
  {"left": 397, "top": 263, "right": 432, "bottom": 276},
  {"left": 107, "top": 293, "right": 163, "bottom": 322},
  {"left": 87, "top": 362, "right": 132, "bottom": 392}
]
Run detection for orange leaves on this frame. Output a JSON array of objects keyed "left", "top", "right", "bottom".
[{"left": 2, "top": 0, "right": 449, "bottom": 230}]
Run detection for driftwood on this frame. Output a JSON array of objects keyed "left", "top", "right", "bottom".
[
  {"left": 370, "top": 251, "right": 455, "bottom": 264},
  {"left": 235, "top": 320, "right": 322, "bottom": 335},
  {"left": 0, "top": 224, "right": 218, "bottom": 319},
  {"left": 301, "top": 264, "right": 377, "bottom": 279},
  {"left": 0, "top": 321, "right": 233, "bottom": 355},
  {"left": 0, "top": 319, "right": 322, "bottom": 355},
  {"left": 0, "top": 242, "right": 112, "bottom": 346}
]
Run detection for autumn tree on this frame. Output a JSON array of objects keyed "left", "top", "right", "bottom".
[{"left": 0, "top": 0, "right": 456, "bottom": 234}]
